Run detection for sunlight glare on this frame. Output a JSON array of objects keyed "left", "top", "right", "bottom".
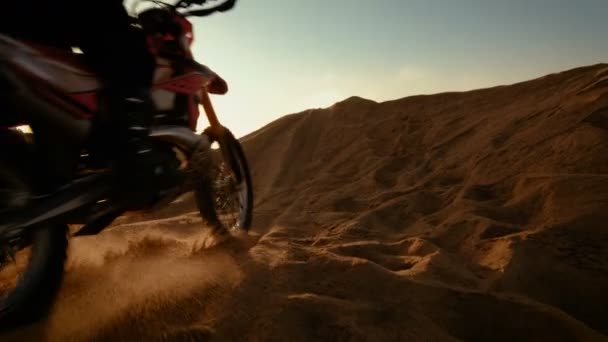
[{"left": 15, "top": 125, "right": 32, "bottom": 134}]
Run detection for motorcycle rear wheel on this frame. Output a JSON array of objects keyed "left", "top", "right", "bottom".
[
  {"left": 0, "top": 129, "right": 68, "bottom": 331},
  {"left": 0, "top": 223, "right": 67, "bottom": 331}
]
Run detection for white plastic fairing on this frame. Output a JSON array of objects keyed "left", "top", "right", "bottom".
[
  {"left": 152, "top": 88, "right": 177, "bottom": 111},
  {"left": 154, "top": 57, "right": 173, "bottom": 83},
  {"left": 152, "top": 58, "right": 177, "bottom": 110}
]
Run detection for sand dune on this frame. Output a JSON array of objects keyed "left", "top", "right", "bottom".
[{"left": 4, "top": 63, "right": 608, "bottom": 341}]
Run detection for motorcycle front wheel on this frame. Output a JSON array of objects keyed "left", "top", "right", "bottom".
[{"left": 195, "top": 127, "right": 253, "bottom": 232}]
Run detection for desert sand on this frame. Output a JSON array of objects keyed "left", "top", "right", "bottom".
[{"left": 3, "top": 63, "right": 608, "bottom": 341}]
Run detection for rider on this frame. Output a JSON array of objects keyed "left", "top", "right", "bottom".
[{"left": 1, "top": 0, "right": 178, "bottom": 203}]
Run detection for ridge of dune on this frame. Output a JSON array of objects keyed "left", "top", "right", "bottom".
[
  {"left": 239, "top": 62, "right": 608, "bottom": 338},
  {"left": 4, "top": 63, "right": 608, "bottom": 341}
]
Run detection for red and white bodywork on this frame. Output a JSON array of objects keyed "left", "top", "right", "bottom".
[{"left": 0, "top": 29, "right": 220, "bottom": 131}]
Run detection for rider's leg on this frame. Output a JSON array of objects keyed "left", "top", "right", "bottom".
[
  {"left": 73, "top": 2, "right": 180, "bottom": 205},
  {"left": 1, "top": 1, "right": 178, "bottom": 204}
]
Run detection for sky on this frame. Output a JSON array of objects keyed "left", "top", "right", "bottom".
[{"left": 188, "top": 0, "right": 608, "bottom": 137}]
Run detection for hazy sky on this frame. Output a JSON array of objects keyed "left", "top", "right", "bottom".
[{"left": 188, "top": 0, "right": 608, "bottom": 137}]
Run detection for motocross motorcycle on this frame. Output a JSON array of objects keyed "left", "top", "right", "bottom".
[{"left": 0, "top": 0, "right": 252, "bottom": 329}]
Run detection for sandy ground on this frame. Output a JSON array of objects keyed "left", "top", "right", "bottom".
[{"left": 3, "top": 63, "right": 608, "bottom": 341}]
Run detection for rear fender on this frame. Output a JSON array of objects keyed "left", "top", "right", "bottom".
[{"left": 0, "top": 63, "right": 91, "bottom": 143}]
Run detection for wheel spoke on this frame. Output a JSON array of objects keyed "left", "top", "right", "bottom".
[
  {"left": 6, "top": 248, "right": 16, "bottom": 264},
  {"left": 0, "top": 242, "right": 32, "bottom": 300},
  {"left": 196, "top": 132, "right": 251, "bottom": 232},
  {"left": 210, "top": 159, "right": 244, "bottom": 229}
]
